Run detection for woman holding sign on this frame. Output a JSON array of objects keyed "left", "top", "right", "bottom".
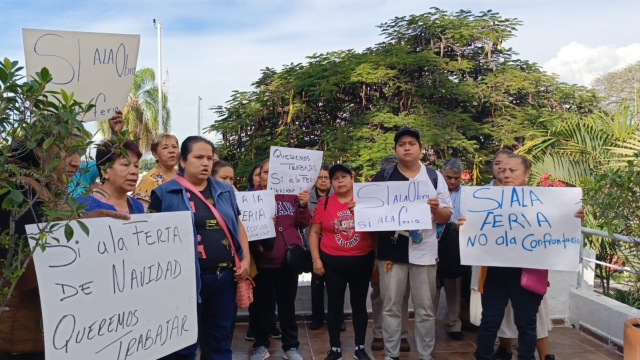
[
  {"left": 308, "top": 164, "right": 375, "bottom": 360},
  {"left": 0, "top": 135, "right": 130, "bottom": 360},
  {"left": 458, "top": 154, "right": 584, "bottom": 360},
  {"left": 148, "top": 136, "right": 251, "bottom": 360},
  {"left": 250, "top": 159, "right": 310, "bottom": 360}
]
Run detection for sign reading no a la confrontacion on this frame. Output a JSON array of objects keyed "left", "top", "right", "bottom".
[
  {"left": 459, "top": 186, "right": 583, "bottom": 271},
  {"left": 354, "top": 181, "right": 433, "bottom": 232},
  {"left": 26, "top": 212, "right": 197, "bottom": 360},
  {"left": 236, "top": 190, "right": 277, "bottom": 241},
  {"left": 267, "top": 146, "right": 324, "bottom": 195},
  {"left": 22, "top": 29, "right": 140, "bottom": 122}
]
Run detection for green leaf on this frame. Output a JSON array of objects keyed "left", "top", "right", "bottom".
[
  {"left": 77, "top": 220, "right": 90, "bottom": 237},
  {"left": 43, "top": 137, "right": 54, "bottom": 151},
  {"left": 67, "top": 197, "right": 78, "bottom": 211},
  {"left": 10, "top": 190, "right": 23, "bottom": 203},
  {"left": 64, "top": 223, "right": 74, "bottom": 242},
  {"left": 0, "top": 188, "right": 9, "bottom": 196},
  {"left": 60, "top": 89, "right": 69, "bottom": 104}
]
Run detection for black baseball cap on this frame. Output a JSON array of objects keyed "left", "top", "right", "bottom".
[
  {"left": 329, "top": 163, "right": 352, "bottom": 179},
  {"left": 394, "top": 127, "right": 421, "bottom": 144}
]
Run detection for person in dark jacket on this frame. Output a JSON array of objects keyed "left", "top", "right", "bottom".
[
  {"left": 250, "top": 159, "right": 311, "bottom": 360},
  {"left": 150, "top": 136, "right": 251, "bottom": 360}
]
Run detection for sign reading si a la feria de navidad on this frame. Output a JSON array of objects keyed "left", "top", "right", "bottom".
[{"left": 26, "top": 212, "right": 198, "bottom": 360}]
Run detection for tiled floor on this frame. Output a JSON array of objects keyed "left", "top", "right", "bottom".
[{"left": 224, "top": 321, "right": 623, "bottom": 360}]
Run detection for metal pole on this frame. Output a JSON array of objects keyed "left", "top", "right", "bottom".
[
  {"left": 158, "top": 23, "right": 163, "bottom": 131},
  {"left": 197, "top": 96, "right": 202, "bottom": 136}
]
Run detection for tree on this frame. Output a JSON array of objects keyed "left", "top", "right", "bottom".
[
  {"left": 516, "top": 104, "right": 638, "bottom": 186},
  {"left": 0, "top": 59, "right": 94, "bottom": 313},
  {"left": 591, "top": 61, "right": 640, "bottom": 117},
  {"left": 208, "top": 8, "right": 598, "bottom": 188},
  {"left": 98, "top": 68, "right": 171, "bottom": 153}
]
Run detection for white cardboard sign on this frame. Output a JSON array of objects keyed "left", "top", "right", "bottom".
[
  {"left": 22, "top": 29, "right": 140, "bottom": 122},
  {"left": 459, "top": 186, "right": 583, "bottom": 271},
  {"left": 267, "top": 146, "right": 324, "bottom": 195},
  {"left": 26, "top": 212, "right": 197, "bottom": 360},
  {"left": 354, "top": 181, "right": 433, "bottom": 232},
  {"left": 236, "top": 190, "right": 277, "bottom": 241}
]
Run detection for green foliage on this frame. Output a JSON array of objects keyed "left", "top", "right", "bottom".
[
  {"left": 207, "top": 8, "right": 598, "bottom": 188},
  {"left": 0, "top": 58, "right": 99, "bottom": 314}
]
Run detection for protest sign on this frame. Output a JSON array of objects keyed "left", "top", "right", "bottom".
[
  {"left": 25, "top": 212, "right": 197, "bottom": 360},
  {"left": 459, "top": 186, "right": 583, "bottom": 271},
  {"left": 354, "top": 181, "right": 433, "bottom": 232},
  {"left": 22, "top": 29, "right": 140, "bottom": 122},
  {"left": 236, "top": 190, "right": 277, "bottom": 241},
  {"left": 267, "top": 146, "right": 324, "bottom": 195}
]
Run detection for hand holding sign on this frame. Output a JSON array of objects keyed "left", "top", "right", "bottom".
[{"left": 459, "top": 186, "right": 583, "bottom": 271}]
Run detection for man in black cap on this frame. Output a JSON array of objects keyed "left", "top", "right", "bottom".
[{"left": 353, "top": 127, "right": 452, "bottom": 360}]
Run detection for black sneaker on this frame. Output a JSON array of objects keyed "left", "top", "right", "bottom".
[
  {"left": 353, "top": 348, "right": 371, "bottom": 360},
  {"left": 492, "top": 345, "right": 513, "bottom": 360},
  {"left": 544, "top": 356, "right": 555, "bottom": 360},
  {"left": 310, "top": 321, "right": 323, "bottom": 330},
  {"left": 269, "top": 324, "right": 282, "bottom": 339},
  {"left": 340, "top": 322, "right": 347, "bottom": 331},
  {"left": 447, "top": 331, "right": 464, "bottom": 341},
  {"left": 245, "top": 328, "right": 255, "bottom": 341},
  {"left": 325, "top": 349, "right": 342, "bottom": 360}
]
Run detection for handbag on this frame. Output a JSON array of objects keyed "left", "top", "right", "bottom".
[
  {"left": 175, "top": 177, "right": 255, "bottom": 309},
  {"left": 520, "top": 268, "right": 549, "bottom": 296},
  {"left": 275, "top": 217, "right": 312, "bottom": 275}
]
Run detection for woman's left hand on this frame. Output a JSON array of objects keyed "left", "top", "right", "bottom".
[
  {"left": 574, "top": 208, "right": 585, "bottom": 225},
  {"left": 235, "top": 258, "right": 251, "bottom": 281},
  {"left": 298, "top": 190, "right": 310, "bottom": 207}
]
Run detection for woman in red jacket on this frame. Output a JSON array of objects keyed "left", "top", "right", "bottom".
[{"left": 251, "top": 160, "right": 311, "bottom": 360}]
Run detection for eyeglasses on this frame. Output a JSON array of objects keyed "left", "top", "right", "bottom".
[{"left": 317, "top": 176, "right": 330, "bottom": 181}]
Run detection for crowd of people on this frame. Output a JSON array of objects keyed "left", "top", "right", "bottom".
[{"left": 0, "top": 110, "right": 585, "bottom": 360}]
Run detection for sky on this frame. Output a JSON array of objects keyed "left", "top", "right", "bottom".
[{"left": 3, "top": 0, "right": 640, "bottom": 146}]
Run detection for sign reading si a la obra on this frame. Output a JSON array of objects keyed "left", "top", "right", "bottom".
[
  {"left": 22, "top": 29, "right": 140, "bottom": 122},
  {"left": 236, "top": 190, "right": 277, "bottom": 241},
  {"left": 267, "top": 146, "right": 324, "bottom": 195},
  {"left": 26, "top": 212, "right": 197, "bottom": 360},
  {"left": 354, "top": 181, "right": 433, "bottom": 232},
  {"left": 459, "top": 186, "right": 583, "bottom": 271}
]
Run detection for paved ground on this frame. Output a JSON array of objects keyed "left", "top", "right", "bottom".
[{"left": 206, "top": 320, "right": 624, "bottom": 360}]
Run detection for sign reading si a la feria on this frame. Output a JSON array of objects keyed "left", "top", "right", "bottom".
[
  {"left": 459, "top": 186, "right": 583, "bottom": 271},
  {"left": 26, "top": 212, "right": 197, "bottom": 360}
]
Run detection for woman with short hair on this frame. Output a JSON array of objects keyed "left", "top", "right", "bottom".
[
  {"left": 135, "top": 133, "right": 179, "bottom": 209},
  {"left": 78, "top": 139, "right": 145, "bottom": 214}
]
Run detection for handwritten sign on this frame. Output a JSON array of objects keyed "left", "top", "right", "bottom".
[
  {"left": 354, "top": 181, "right": 433, "bottom": 231},
  {"left": 267, "top": 146, "right": 324, "bottom": 195},
  {"left": 26, "top": 212, "right": 197, "bottom": 360},
  {"left": 22, "top": 29, "right": 140, "bottom": 122},
  {"left": 459, "top": 186, "right": 583, "bottom": 271},
  {"left": 236, "top": 190, "right": 277, "bottom": 241}
]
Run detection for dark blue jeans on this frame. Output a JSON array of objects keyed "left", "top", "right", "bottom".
[
  {"left": 160, "top": 269, "right": 237, "bottom": 360},
  {"left": 475, "top": 267, "right": 543, "bottom": 360}
]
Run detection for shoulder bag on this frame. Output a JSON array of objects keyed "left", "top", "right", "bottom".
[{"left": 176, "top": 177, "right": 254, "bottom": 309}]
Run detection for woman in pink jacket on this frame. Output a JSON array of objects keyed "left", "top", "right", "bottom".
[{"left": 250, "top": 159, "right": 311, "bottom": 360}]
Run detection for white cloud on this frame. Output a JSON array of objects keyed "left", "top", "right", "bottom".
[{"left": 542, "top": 42, "right": 640, "bottom": 86}]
